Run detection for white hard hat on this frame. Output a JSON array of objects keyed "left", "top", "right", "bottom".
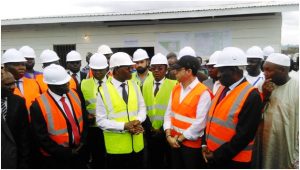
[
  {"left": 2, "top": 48, "right": 27, "bottom": 64},
  {"left": 40, "top": 49, "right": 60, "bottom": 64},
  {"left": 246, "top": 46, "right": 263, "bottom": 59},
  {"left": 214, "top": 47, "right": 248, "bottom": 67},
  {"left": 89, "top": 53, "right": 108, "bottom": 69},
  {"left": 150, "top": 53, "right": 168, "bottom": 66},
  {"left": 178, "top": 46, "right": 196, "bottom": 59},
  {"left": 266, "top": 53, "right": 290, "bottom": 67},
  {"left": 97, "top": 45, "right": 113, "bottom": 55},
  {"left": 43, "top": 64, "right": 71, "bottom": 85},
  {"left": 109, "top": 52, "right": 135, "bottom": 68},
  {"left": 133, "top": 49, "right": 149, "bottom": 62},
  {"left": 19, "top": 46, "right": 36, "bottom": 58},
  {"left": 263, "top": 46, "right": 274, "bottom": 57},
  {"left": 66, "top": 50, "right": 82, "bottom": 62},
  {"left": 206, "top": 51, "right": 221, "bottom": 65}
]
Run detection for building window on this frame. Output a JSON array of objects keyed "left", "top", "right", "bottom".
[{"left": 53, "top": 44, "right": 76, "bottom": 68}]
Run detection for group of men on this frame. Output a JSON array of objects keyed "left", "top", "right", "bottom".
[{"left": 1, "top": 44, "right": 298, "bottom": 169}]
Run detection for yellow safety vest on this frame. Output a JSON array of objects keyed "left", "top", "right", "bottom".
[{"left": 99, "top": 80, "right": 144, "bottom": 154}]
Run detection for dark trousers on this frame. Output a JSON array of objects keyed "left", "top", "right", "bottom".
[
  {"left": 87, "top": 127, "right": 106, "bottom": 168},
  {"left": 208, "top": 160, "right": 251, "bottom": 169},
  {"left": 146, "top": 133, "right": 171, "bottom": 168},
  {"left": 171, "top": 145, "right": 206, "bottom": 168},
  {"left": 106, "top": 150, "right": 144, "bottom": 169}
]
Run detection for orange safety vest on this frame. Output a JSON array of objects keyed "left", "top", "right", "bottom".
[
  {"left": 170, "top": 82, "right": 208, "bottom": 148},
  {"left": 13, "top": 77, "right": 41, "bottom": 110},
  {"left": 206, "top": 81, "right": 255, "bottom": 162},
  {"left": 69, "top": 77, "right": 77, "bottom": 90},
  {"left": 35, "top": 74, "right": 48, "bottom": 93},
  {"left": 36, "top": 90, "right": 83, "bottom": 156}
]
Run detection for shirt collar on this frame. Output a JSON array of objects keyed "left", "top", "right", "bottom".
[
  {"left": 229, "top": 77, "right": 245, "bottom": 90},
  {"left": 154, "top": 77, "right": 165, "bottom": 84},
  {"left": 48, "top": 89, "right": 67, "bottom": 102},
  {"left": 180, "top": 77, "right": 199, "bottom": 90},
  {"left": 111, "top": 77, "right": 127, "bottom": 87}
]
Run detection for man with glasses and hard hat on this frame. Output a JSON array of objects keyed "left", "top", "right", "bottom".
[
  {"left": 131, "top": 48, "right": 154, "bottom": 91},
  {"left": 19, "top": 45, "right": 42, "bottom": 79},
  {"left": 30, "top": 64, "right": 88, "bottom": 168},
  {"left": 203, "top": 47, "right": 263, "bottom": 169},
  {"left": 79, "top": 52, "right": 109, "bottom": 168},
  {"left": 66, "top": 50, "right": 87, "bottom": 91},
  {"left": 35, "top": 49, "right": 60, "bottom": 93},
  {"left": 95, "top": 52, "right": 146, "bottom": 168},
  {"left": 142, "top": 53, "right": 177, "bottom": 168},
  {"left": 163, "top": 47, "right": 212, "bottom": 169},
  {"left": 2, "top": 48, "right": 41, "bottom": 111}
]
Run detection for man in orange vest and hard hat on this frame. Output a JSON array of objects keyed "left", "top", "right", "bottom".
[
  {"left": 19, "top": 45, "right": 42, "bottom": 79},
  {"left": 95, "top": 52, "right": 146, "bottom": 168},
  {"left": 163, "top": 48, "right": 212, "bottom": 168},
  {"left": 2, "top": 48, "right": 41, "bottom": 111},
  {"left": 30, "top": 64, "right": 88, "bottom": 168},
  {"left": 35, "top": 49, "right": 60, "bottom": 93},
  {"left": 203, "top": 47, "right": 263, "bottom": 168}
]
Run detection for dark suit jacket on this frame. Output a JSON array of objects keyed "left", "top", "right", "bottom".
[
  {"left": 1, "top": 93, "right": 30, "bottom": 168},
  {"left": 80, "top": 71, "right": 87, "bottom": 82},
  {"left": 30, "top": 90, "right": 89, "bottom": 168}
]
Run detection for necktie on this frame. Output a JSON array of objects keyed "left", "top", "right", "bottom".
[
  {"left": 72, "top": 73, "right": 79, "bottom": 86},
  {"left": 217, "top": 87, "right": 230, "bottom": 104},
  {"left": 60, "top": 97, "right": 80, "bottom": 145},
  {"left": 120, "top": 83, "right": 128, "bottom": 104},
  {"left": 16, "top": 81, "right": 20, "bottom": 89},
  {"left": 1, "top": 99, "right": 7, "bottom": 121},
  {"left": 154, "top": 82, "right": 160, "bottom": 97},
  {"left": 97, "top": 81, "right": 103, "bottom": 93}
]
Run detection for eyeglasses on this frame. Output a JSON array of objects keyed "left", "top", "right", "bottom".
[{"left": 150, "top": 66, "right": 165, "bottom": 71}]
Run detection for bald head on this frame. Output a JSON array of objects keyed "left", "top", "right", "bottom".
[{"left": 1, "top": 69, "right": 16, "bottom": 96}]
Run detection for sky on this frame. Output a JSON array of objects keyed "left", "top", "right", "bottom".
[{"left": 1, "top": 0, "right": 299, "bottom": 45}]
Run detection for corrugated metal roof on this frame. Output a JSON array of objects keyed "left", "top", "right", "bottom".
[{"left": 2, "top": 0, "right": 298, "bottom": 26}]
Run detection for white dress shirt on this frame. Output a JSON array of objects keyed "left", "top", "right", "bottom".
[
  {"left": 163, "top": 77, "right": 212, "bottom": 140},
  {"left": 244, "top": 71, "right": 265, "bottom": 92},
  {"left": 69, "top": 71, "right": 81, "bottom": 84},
  {"left": 213, "top": 80, "right": 221, "bottom": 95},
  {"left": 152, "top": 78, "right": 165, "bottom": 93},
  {"left": 96, "top": 77, "right": 147, "bottom": 131},
  {"left": 227, "top": 77, "right": 246, "bottom": 95}
]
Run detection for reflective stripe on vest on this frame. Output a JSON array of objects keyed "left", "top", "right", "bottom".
[
  {"left": 170, "top": 111, "right": 196, "bottom": 124},
  {"left": 99, "top": 80, "right": 143, "bottom": 154},
  {"left": 206, "top": 82, "right": 255, "bottom": 162}
]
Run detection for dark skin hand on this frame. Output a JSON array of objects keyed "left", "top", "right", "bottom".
[
  {"left": 124, "top": 120, "right": 144, "bottom": 135},
  {"left": 262, "top": 78, "right": 275, "bottom": 101}
]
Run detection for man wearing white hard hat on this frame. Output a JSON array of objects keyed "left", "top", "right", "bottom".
[
  {"left": 142, "top": 53, "right": 177, "bottom": 168},
  {"left": 203, "top": 51, "right": 222, "bottom": 95},
  {"left": 30, "top": 64, "right": 88, "bottom": 168},
  {"left": 19, "top": 45, "right": 42, "bottom": 79},
  {"left": 97, "top": 44, "right": 113, "bottom": 61},
  {"left": 259, "top": 53, "right": 298, "bottom": 169},
  {"left": 95, "top": 52, "right": 146, "bottom": 168},
  {"left": 2, "top": 48, "right": 41, "bottom": 110},
  {"left": 244, "top": 46, "right": 265, "bottom": 91},
  {"left": 79, "top": 53, "right": 109, "bottom": 168},
  {"left": 66, "top": 50, "right": 87, "bottom": 91},
  {"left": 203, "top": 47, "right": 263, "bottom": 169},
  {"left": 36, "top": 49, "right": 60, "bottom": 93},
  {"left": 131, "top": 48, "right": 154, "bottom": 91},
  {"left": 164, "top": 53, "right": 212, "bottom": 168}
]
